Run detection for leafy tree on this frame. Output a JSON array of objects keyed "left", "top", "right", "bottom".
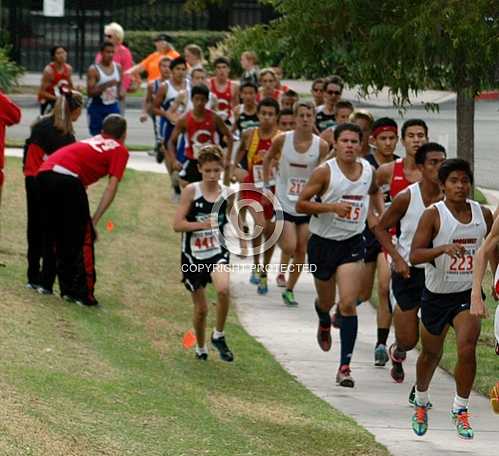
[
  {"left": 0, "top": 47, "right": 23, "bottom": 92},
  {"left": 228, "top": 0, "right": 499, "bottom": 167}
]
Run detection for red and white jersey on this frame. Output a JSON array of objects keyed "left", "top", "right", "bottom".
[
  {"left": 389, "top": 158, "right": 411, "bottom": 199},
  {"left": 38, "top": 62, "right": 71, "bottom": 101},
  {"left": 209, "top": 78, "right": 233, "bottom": 122},
  {"left": 38, "top": 134, "right": 129, "bottom": 186},
  {"left": 184, "top": 110, "right": 217, "bottom": 160}
]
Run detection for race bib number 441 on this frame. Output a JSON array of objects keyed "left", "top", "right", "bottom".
[{"left": 190, "top": 229, "right": 221, "bottom": 260}]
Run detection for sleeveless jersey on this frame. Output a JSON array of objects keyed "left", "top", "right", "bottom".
[
  {"left": 38, "top": 62, "right": 71, "bottom": 101},
  {"left": 276, "top": 131, "right": 321, "bottom": 215},
  {"left": 315, "top": 105, "right": 336, "bottom": 133},
  {"left": 236, "top": 106, "right": 259, "bottom": 134},
  {"left": 390, "top": 158, "right": 411, "bottom": 199},
  {"left": 309, "top": 158, "right": 373, "bottom": 241},
  {"left": 365, "top": 152, "right": 399, "bottom": 207},
  {"left": 181, "top": 182, "right": 230, "bottom": 263},
  {"left": 425, "top": 200, "right": 486, "bottom": 294},
  {"left": 256, "top": 88, "right": 283, "bottom": 103},
  {"left": 91, "top": 63, "right": 120, "bottom": 106},
  {"left": 245, "top": 128, "right": 275, "bottom": 188},
  {"left": 396, "top": 183, "right": 426, "bottom": 267},
  {"left": 184, "top": 110, "right": 217, "bottom": 160},
  {"left": 209, "top": 78, "right": 233, "bottom": 122}
]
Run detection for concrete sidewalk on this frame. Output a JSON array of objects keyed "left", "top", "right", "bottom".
[{"left": 233, "top": 253, "right": 497, "bottom": 456}]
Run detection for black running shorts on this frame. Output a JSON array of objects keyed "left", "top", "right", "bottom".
[
  {"left": 307, "top": 233, "right": 365, "bottom": 281},
  {"left": 181, "top": 252, "right": 229, "bottom": 292},
  {"left": 179, "top": 159, "right": 202, "bottom": 184},
  {"left": 362, "top": 226, "right": 382, "bottom": 263},
  {"left": 283, "top": 211, "right": 311, "bottom": 225},
  {"left": 391, "top": 267, "right": 425, "bottom": 311}
]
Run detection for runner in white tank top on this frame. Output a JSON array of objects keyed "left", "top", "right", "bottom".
[
  {"left": 409, "top": 158, "right": 492, "bottom": 440},
  {"left": 263, "top": 102, "right": 328, "bottom": 306},
  {"left": 296, "top": 123, "right": 382, "bottom": 388},
  {"left": 374, "top": 143, "right": 446, "bottom": 391}
]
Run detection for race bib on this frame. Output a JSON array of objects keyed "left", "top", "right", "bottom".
[
  {"left": 190, "top": 229, "right": 221, "bottom": 260},
  {"left": 252, "top": 165, "right": 275, "bottom": 188},
  {"left": 444, "top": 245, "right": 475, "bottom": 282},
  {"left": 333, "top": 197, "right": 363, "bottom": 231},
  {"left": 287, "top": 176, "right": 307, "bottom": 201},
  {"left": 102, "top": 86, "right": 117, "bottom": 105}
]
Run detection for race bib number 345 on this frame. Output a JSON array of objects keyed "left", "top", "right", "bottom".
[{"left": 333, "top": 198, "right": 363, "bottom": 231}]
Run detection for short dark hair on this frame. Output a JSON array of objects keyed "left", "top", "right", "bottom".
[
  {"left": 312, "top": 78, "right": 324, "bottom": 90},
  {"left": 401, "top": 119, "right": 428, "bottom": 139},
  {"left": 372, "top": 117, "right": 398, "bottom": 132},
  {"left": 334, "top": 122, "right": 363, "bottom": 142},
  {"left": 213, "top": 56, "right": 230, "bottom": 67},
  {"left": 415, "top": 142, "right": 446, "bottom": 165},
  {"left": 191, "top": 67, "right": 206, "bottom": 77},
  {"left": 170, "top": 56, "right": 187, "bottom": 70},
  {"left": 278, "top": 108, "right": 294, "bottom": 120},
  {"left": 240, "top": 81, "right": 258, "bottom": 92},
  {"left": 100, "top": 41, "right": 114, "bottom": 52},
  {"left": 324, "top": 75, "right": 345, "bottom": 92},
  {"left": 335, "top": 100, "right": 354, "bottom": 111},
  {"left": 293, "top": 100, "right": 315, "bottom": 116},
  {"left": 50, "top": 45, "right": 67, "bottom": 58},
  {"left": 438, "top": 158, "right": 473, "bottom": 185},
  {"left": 191, "top": 84, "right": 210, "bottom": 100},
  {"left": 102, "top": 114, "right": 127, "bottom": 139},
  {"left": 283, "top": 89, "right": 298, "bottom": 98},
  {"left": 257, "top": 97, "right": 280, "bottom": 115}
]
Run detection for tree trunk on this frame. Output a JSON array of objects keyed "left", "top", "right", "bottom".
[{"left": 455, "top": 87, "right": 475, "bottom": 171}]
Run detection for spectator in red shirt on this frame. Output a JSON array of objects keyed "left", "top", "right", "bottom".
[
  {"left": 24, "top": 90, "right": 83, "bottom": 292},
  {"left": 0, "top": 91, "right": 22, "bottom": 206},
  {"left": 37, "top": 115, "right": 129, "bottom": 306}
]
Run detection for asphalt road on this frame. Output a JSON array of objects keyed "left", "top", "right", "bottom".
[{"left": 6, "top": 100, "right": 499, "bottom": 189}]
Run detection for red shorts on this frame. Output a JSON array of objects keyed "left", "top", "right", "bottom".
[{"left": 239, "top": 178, "right": 275, "bottom": 220}]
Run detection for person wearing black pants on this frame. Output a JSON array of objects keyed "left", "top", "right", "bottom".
[
  {"left": 23, "top": 90, "right": 83, "bottom": 291},
  {"left": 37, "top": 114, "right": 129, "bottom": 306}
]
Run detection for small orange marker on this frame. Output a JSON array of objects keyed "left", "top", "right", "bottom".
[
  {"left": 106, "top": 221, "right": 115, "bottom": 232},
  {"left": 490, "top": 381, "right": 499, "bottom": 414},
  {"left": 182, "top": 329, "right": 197, "bottom": 349}
]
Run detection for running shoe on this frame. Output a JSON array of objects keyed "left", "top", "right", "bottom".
[
  {"left": 451, "top": 408, "right": 474, "bottom": 440},
  {"left": 249, "top": 270, "right": 260, "bottom": 285},
  {"left": 26, "top": 282, "right": 39, "bottom": 290},
  {"left": 331, "top": 306, "right": 342, "bottom": 329},
  {"left": 257, "top": 276, "right": 268, "bottom": 295},
  {"left": 408, "top": 385, "right": 433, "bottom": 409},
  {"left": 276, "top": 273, "right": 287, "bottom": 288},
  {"left": 374, "top": 344, "right": 389, "bottom": 366},
  {"left": 336, "top": 364, "right": 355, "bottom": 388},
  {"left": 411, "top": 402, "right": 429, "bottom": 436},
  {"left": 37, "top": 286, "right": 53, "bottom": 295},
  {"left": 282, "top": 289, "right": 298, "bottom": 306},
  {"left": 389, "top": 343, "right": 406, "bottom": 383},
  {"left": 195, "top": 352, "right": 208, "bottom": 361},
  {"left": 211, "top": 334, "right": 234, "bottom": 362}
]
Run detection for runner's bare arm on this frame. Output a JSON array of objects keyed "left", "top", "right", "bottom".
[
  {"left": 231, "top": 82, "right": 240, "bottom": 108},
  {"left": 117, "top": 65, "right": 124, "bottom": 100},
  {"left": 215, "top": 114, "right": 233, "bottom": 169},
  {"left": 471, "top": 213, "right": 499, "bottom": 316},
  {"left": 173, "top": 184, "right": 211, "bottom": 233},
  {"left": 92, "top": 176, "right": 120, "bottom": 227},
  {"left": 375, "top": 161, "right": 393, "bottom": 188},
  {"left": 234, "top": 129, "right": 250, "bottom": 166},
  {"left": 263, "top": 133, "right": 285, "bottom": 184},
  {"left": 140, "top": 82, "right": 154, "bottom": 121},
  {"left": 318, "top": 138, "right": 330, "bottom": 162},
  {"left": 66, "top": 65, "right": 74, "bottom": 89},
  {"left": 296, "top": 165, "right": 350, "bottom": 217},
  {"left": 375, "top": 190, "right": 411, "bottom": 277},
  {"left": 38, "top": 66, "right": 56, "bottom": 101},
  {"left": 152, "top": 84, "right": 167, "bottom": 118},
  {"left": 320, "top": 128, "right": 335, "bottom": 150},
  {"left": 166, "top": 116, "right": 186, "bottom": 171},
  {"left": 231, "top": 104, "right": 241, "bottom": 134}
]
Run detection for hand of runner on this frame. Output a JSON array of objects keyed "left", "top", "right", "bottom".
[
  {"left": 393, "top": 256, "right": 411, "bottom": 279},
  {"left": 174, "top": 160, "right": 183, "bottom": 172},
  {"left": 470, "top": 292, "right": 489, "bottom": 318},
  {"left": 139, "top": 112, "right": 148, "bottom": 123},
  {"left": 332, "top": 202, "right": 352, "bottom": 218},
  {"left": 442, "top": 243, "right": 465, "bottom": 258}
]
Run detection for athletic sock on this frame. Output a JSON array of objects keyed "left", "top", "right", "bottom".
[
  {"left": 415, "top": 388, "right": 429, "bottom": 406},
  {"left": 212, "top": 329, "right": 224, "bottom": 340},
  {"left": 340, "top": 315, "right": 358, "bottom": 366},
  {"left": 195, "top": 345, "right": 208, "bottom": 355},
  {"left": 376, "top": 328, "right": 390, "bottom": 347},
  {"left": 452, "top": 394, "right": 470, "bottom": 412},
  {"left": 315, "top": 301, "right": 331, "bottom": 326}
]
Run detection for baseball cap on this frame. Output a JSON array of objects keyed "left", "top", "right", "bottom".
[{"left": 154, "top": 33, "right": 171, "bottom": 42}]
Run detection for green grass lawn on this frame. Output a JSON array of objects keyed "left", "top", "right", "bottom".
[{"left": 0, "top": 157, "right": 388, "bottom": 456}]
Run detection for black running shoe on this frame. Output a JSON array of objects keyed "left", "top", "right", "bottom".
[
  {"left": 211, "top": 334, "right": 234, "bottom": 362},
  {"left": 195, "top": 352, "right": 208, "bottom": 361}
]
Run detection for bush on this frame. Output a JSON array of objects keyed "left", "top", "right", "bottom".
[
  {"left": 126, "top": 30, "right": 227, "bottom": 64},
  {"left": 0, "top": 47, "right": 24, "bottom": 92}
]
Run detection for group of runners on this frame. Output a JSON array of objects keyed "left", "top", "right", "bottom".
[{"left": 2, "top": 36, "right": 496, "bottom": 442}]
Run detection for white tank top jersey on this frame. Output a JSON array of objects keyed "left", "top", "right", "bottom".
[
  {"left": 425, "top": 200, "right": 487, "bottom": 294},
  {"left": 96, "top": 63, "right": 120, "bottom": 105},
  {"left": 276, "top": 131, "right": 321, "bottom": 216},
  {"left": 397, "top": 183, "right": 427, "bottom": 268},
  {"left": 309, "top": 157, "right": 373, "bottom": 241}
]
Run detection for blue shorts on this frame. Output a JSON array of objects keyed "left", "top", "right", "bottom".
[{"left": 87, "top": 102, "right": 120, "bottom": 136}]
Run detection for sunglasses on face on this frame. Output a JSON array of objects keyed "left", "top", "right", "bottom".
[
  {"left": 105, "top": 34, "right": 113, "bottom": 38},
  {"left": 326, "top": 90, "right": 342, "bottom": 95},
  {"left": 312, "top": 88, "right": 323, "bottom": 92}
]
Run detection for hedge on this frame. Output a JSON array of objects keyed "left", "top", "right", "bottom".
[
  {"left": 0, "top": 47, "right": 24, "bottom": 91},
  {"left": 126, "top": 31, "right": 227, "bottom": 64}
]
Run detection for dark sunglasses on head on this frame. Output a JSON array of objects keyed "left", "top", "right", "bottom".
[{"left": 327, "top": 90, "right": 342, "bottom": 95}]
